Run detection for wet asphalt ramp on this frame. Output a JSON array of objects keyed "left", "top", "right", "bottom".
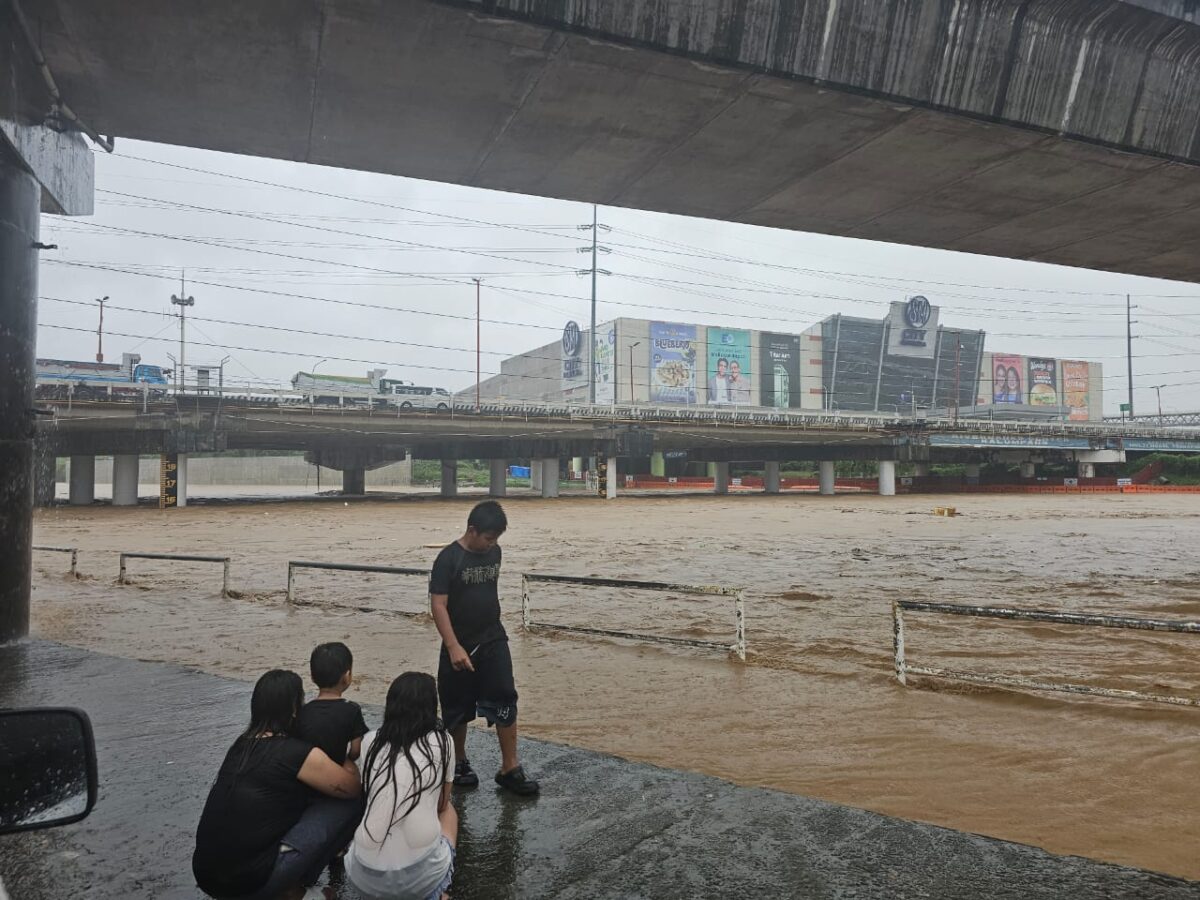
[{"left": 0, "top": 640, "right": 1194, "bottom": 900}]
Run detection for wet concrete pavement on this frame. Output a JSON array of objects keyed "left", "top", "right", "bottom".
[{"left": 1, "top": 640, "right": 1196, "bottom": 900}]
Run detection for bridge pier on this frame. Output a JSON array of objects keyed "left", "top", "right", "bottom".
[
  {"left": 489, "top": 459, "right": 507, "bottom": 497},
  {"left": 764, "top": 461, "right": 781, "bottom": 494},
  {"left": 176, "top": 453, "right": 189, "bottom": 507},
  {"left": 531, "top": 461, "right": 542, "bottom": 492},
  {"left": 1020, "top": 461, "right": 1037, "bottom": 479},
  {"left": 440, "top": 460, "right": 457, "bottom": 498},
  {"left": 1078, "top": 462, "right": 1096, "bottom": 479},
  {"left": 0, "top": 160, "right": 39, "bottom": 641},
  {"left": 113, "top": 454, "right": 140, "bottom": 506},
  {"left": 713, "top": 461, "right": 730, "bottom": 495},
  {"left": 965, "top": 463, "right": 981, "bottom": 485},
  {"left": 913, "top": 462, "right": 931, "bottom": 477},
  {"left": 69, "top": 455, "right": 96, "bottom": 505},
  {"left": 606, "top": 455, "right": 619, "bottom": 500},
  {"left": 878, "top": 461, "right": 896, "bottom": 496},
  {"left": 819, "top": 461, "right": 835, "bottom": 496},
  {"left": 342, "top": 466, "right": 365, "bottom": 495},
  {"left": 539, "top": 459, "right": 559, "bottom": 498}
]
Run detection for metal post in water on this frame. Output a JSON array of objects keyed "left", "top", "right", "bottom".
[
  {"left": 222, "top": 559, "right": 231, "bottom": 597},
  {"left": 70, "top": 549, "right": 78, "bottom": 578},
  {"left": 893, "top": 600, "right": 907, "bottom": 685},
  {"left": 118, "top": 553, "right": 127, "bottom": 585},
  {"left": 521, "top": 575, "right": 531, "bottom": 629},
  {"left": 286, "top": 563, "right": 295, "bottom": 604},
  {"left": 734, "top": 591, "right": 746, "bottom": 661}
]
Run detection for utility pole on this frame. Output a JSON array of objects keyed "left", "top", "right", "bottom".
[
  {"left": 953, "top": 331, "right": 962, "bottom": 425},
  {"left": 629, "top": 341, "right": 641, "bottom": 403},
  {"left": 475, "top": 278, "right": 482, "bottom": 411},
  {"left": 1126, "top": 294, "right": 1136, "bottom": 418},
  {"left": 1154, "top": 384, "right": 1165, "bottom": 425},
  {"left": 95, "top": 296, "right": 108, "bottom": 363},
  {"left": 171, "top": 271, "right": 195, "bottom": 394},
  {"left": 589, "top": 204, "right": 598, "bottom": 405}
]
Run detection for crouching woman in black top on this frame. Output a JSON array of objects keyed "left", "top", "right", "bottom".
[{"left": 193, "top": 670, "right": 366, "bottom": 900}]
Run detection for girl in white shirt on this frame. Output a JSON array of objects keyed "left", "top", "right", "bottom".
[{"left": 346, "top": 673, "right": 457, "bottom": 900}]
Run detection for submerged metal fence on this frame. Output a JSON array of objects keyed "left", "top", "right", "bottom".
[
  {"left": 286, "top": 561, "right": 428, "bottom": 617},
  {"left": 521, "top": 573, "right": 746, "bottom": 661},
  {"left": 893, "top": 600, "right": 1200, "bottom": 708},
  {"left": 118, "top": 552, "right": 231, "bottom": 596},
  {"left": 33, "top": 545, "right": 78, "bottom": 577}
]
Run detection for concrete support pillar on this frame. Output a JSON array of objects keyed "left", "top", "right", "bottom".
[
  {"left": 342, "top": 466, "right": 365, "bottom": 495},
  {"left": 0, "top": 162, "right": 39, "bottom": 641},
  {"left": 570, "top": 456, "right": 583, "bottom": 479},
  {"left": 112, "top": 454, "right": 140, "bottom": 506},
  {"left": 540, "top": 459, "right": 559, "bottom": 498},
  {"left": 176, "top": 454, "right": 189, "bottom": 508},
  {"left": 964, "top": 463, "right": 981, "bottom": 485},
  {"left": 33, "top": 453, "right": 56, "bottom": 507},
  {"left": 489, "top": 459, "right": 508, "bottom": 497},
  {"left": 878, "top": 460, "right": 897, "bottom": 496},
  {"left": 606, "top": 455, "right": 619, "bottom": 500},
  {"left": 764, "top": 461, "right": 781, "bottom": 494},
  {"left": 69, "top": 455, "right": 96, "bottom": 506},
  {"left": 713, "top": 461, "right": 730, "bottom": 495},
  {"left": 440, "top": 460, "right": 457, "bottom": 498},
  {"left": 914, "top": 462, "right": 931, "bottom": 477},
  {"left": 1020, "top": 461, "right": 1037, "bottom": 479},
  {"left": 819, "top": 461, "right": 836, "bottom": 496},
  {"left": 531, "top": 461, "right": 542, "bottom": 492},
  {"left": 1078, "top": 461, "right": 1096, "bottom": 479},
  {"left": 651, "top": 451, "right": 665, "bottom": 477}
]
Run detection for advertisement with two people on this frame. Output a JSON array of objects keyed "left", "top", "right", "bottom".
[
  {"left": 706, "top": 328, "right": 751, "bottom": 405},
  {"left": 992, "top": 354, "right": 1024, "bottom": 404}
]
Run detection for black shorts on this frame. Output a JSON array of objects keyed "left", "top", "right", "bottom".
[{"left": 437, "top": 639, "right": 518, "bottom": 731}]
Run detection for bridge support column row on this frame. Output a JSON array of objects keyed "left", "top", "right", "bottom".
[
  {"left": 0, "top": 161, "right": 39, "bottom": 640},
  {"left": 539, "top": 459, "right": 559, "bottom": 498},
  {"left": 713, "top": 461, "right": 730, "bottom": 495},
  {"left": 965, "top": 463, "right": 981, "bottom": 485},
  {"left": 606, "top": 455, "right": 619, "bottom": 500},
  {"left": 440, "top": 461, "right": 456, "bottom": 498},
  {"left": 878, "top": 460, "right": 896, "bottom": 496}
]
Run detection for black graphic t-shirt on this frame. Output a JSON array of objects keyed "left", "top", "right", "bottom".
[
  {"left": 429, "top": 542, "right": 506, "bottom": 649},
  {"left": 295, "top": 698, "right": 368, "bottom": 765}
]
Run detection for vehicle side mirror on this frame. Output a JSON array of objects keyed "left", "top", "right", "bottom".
[{"left": 0, "top": 708, "right": 98, "bottom": 834}]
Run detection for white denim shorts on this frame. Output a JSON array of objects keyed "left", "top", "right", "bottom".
[{"left": 346, "top": 836, "right": 455, "bottom": 900}]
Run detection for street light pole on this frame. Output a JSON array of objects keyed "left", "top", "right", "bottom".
[
  {"left": 170, "top": 272, "right": 195, "bottom": 394},
  {"left": 629, "top": 341, "right": 640, "bottom": 404},
  {"left": 95, "top": 296, "right": 107, "bottom": 363},
  {"left": 1154, "top": 384, "right": 1165, "bottom": 425},
  {"left": 589, "top": 205, "right": 598, "bottom": 405},
  {"left": 475, "top": 278, "right": 482, "bottom": 411}
]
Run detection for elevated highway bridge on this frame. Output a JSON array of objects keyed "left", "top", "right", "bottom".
[{"left": 38, "top": 395, "right": 1200, "bottom": 503}]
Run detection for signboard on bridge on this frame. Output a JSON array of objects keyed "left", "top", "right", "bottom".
[
  {"left": 1123, "top": 438, "right": 1200, "bottom": 453},
  {"left": 929, "top": 434, "right": 1093, "bottom": 450}
]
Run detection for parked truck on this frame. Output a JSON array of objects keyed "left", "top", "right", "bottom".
[
  {"left": 35, "top": 353, "right": 171, "bottom": 400},
  {"left": 290, "top": 369, "right": 451, "bottom": 409}
]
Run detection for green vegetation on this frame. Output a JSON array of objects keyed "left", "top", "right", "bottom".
[
  {"left": 412, "top": 459, "right": 532, "bottom": 488},
  {"left": 1124, "top": 453, "right": 1200, "bottom": 485}
]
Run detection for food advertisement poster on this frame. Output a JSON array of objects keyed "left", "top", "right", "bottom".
[
  {"left": 991, "top": 354, "right": 1024, "bottom": 404},
  {"left": 650, "top": 322, "right": 698, "bottom": 404},
  {"left": 759, "top": 332, "right": 800, "bottom": 409},
  {"left": 1028, "top": 358, "right": 1058, "bottom": 406},
  {"left": 706, "top": 327, "right": 751, "bottom": 405},
  {"left": 594, "top": 325, "right": 615, "bottom": 404},
  {"left": 1063, "top": 361, "right": 1090, "bottom": 421}
]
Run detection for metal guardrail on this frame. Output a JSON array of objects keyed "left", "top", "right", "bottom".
[
  {"left": 118, "top": 552, "right": 231, "bottom": 597},
  {"left": 32, "top": 545, "right": 78, "bottom": 577},
  {"left": 521, "top": 572, "right": 746, "bottom": 660},
  {"left": 286, "top": 561, "right": 429, "bottom": 617},
  {"left": 893, "top": 600, "right": 1200, "bottom": 708}
]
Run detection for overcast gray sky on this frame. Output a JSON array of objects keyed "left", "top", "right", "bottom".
[{"left": 36, "top": 139, "right": 1200, "bottom": 415}]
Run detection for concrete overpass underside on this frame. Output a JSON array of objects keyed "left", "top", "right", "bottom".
[{"left": 22, "top": 0, "right": 1200, "bottom": 281}]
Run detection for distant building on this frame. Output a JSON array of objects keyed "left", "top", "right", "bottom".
[{"left": 464, "top": 300, "right": 1104, "bottom": 421}]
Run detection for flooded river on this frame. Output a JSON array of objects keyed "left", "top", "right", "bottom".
[{"left": 29, "top": 492, "right": 1200, "bottom": 879}]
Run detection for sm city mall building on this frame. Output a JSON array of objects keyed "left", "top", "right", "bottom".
[{"left": 467, "top": 298, "right": 1104, "bottom": 422}]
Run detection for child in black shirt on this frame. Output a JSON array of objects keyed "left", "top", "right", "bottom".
[
  {"left": 296, "top": 642, "right": 369, "bottom": 766},
  {"left": 430, "top": 500, "right": 539, "bottom": 796}
]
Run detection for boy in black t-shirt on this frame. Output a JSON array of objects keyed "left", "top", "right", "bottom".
[
  {"left": 296, "top": 642, "right": 369, "bottom": 766},
  {"left": 430, "top": 500, "right": 539, "bottom": 796}
]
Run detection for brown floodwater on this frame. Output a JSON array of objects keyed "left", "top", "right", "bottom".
[{"left": 28, "top": 491, "right": 1200, "bottom": 879}]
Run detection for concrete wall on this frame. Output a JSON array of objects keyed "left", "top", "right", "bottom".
[{"left": 87, "top": 455, "right": 414, "bottom": 487}]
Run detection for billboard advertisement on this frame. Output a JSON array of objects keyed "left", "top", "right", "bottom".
[
  {"left": 1028, "top": 358, "right": 1058, "bottom": 407},
  {"left": 1063, "top": 361, "right": 1090, "bottom": 421},
  {"left": 561, "top": 320, "right": 586, "bottom": 393},
  {"left": 650, "top": 322, "right": 698, "bottom": 404},
  {"left": 705, "top": 327, "right": 751, "bottom": 405},
  {"left": 991, "top": 354, "right": 1024, "bottom": 404},
  {"left": 886, "top": 296, "right": 939, "bottom": 359},
  {"left": 760, "top": 332, "right": 800, "bottom": 409},
  {"left": 594, "top": 324, "right": 615, "bottom": 404}
]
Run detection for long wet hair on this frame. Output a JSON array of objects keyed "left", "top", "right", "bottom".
[
  {"left": 360, "top": 672, "right": 449, "bottom": 843},
  {"left": 234, "top": 669, "right": 304, "bottom": 775}
]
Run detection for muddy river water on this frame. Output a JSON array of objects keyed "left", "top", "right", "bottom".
[{"left": 29, "top": 492, "right": 1200, "bottom": 879}]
